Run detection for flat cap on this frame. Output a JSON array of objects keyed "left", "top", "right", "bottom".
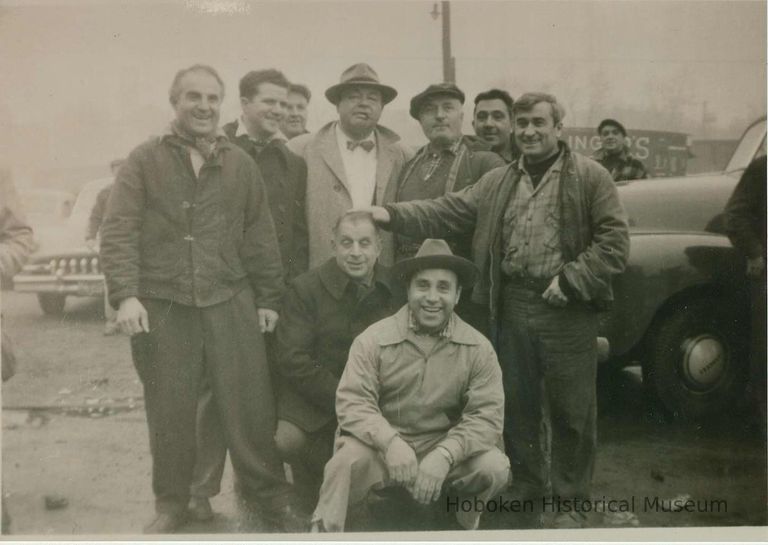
[{"left": 409, "top": 82, "right": 465, "bottom": 119}]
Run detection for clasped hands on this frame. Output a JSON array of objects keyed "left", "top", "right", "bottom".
[{"left": 384, "top": 436, "right": 451, "bottom": 505}]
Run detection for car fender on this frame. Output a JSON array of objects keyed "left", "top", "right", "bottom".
[{"left": 601, "top": 231, "right": 749, "bottom": 359}]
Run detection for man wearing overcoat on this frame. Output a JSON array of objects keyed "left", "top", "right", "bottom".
[
  {"left": 287, "top": 63, "right": 411, "bottom": 267},
  {"left": 273, "top": 211, "right": 402, "bottom": 509},
  {"left": 361, "top": 92, "right": 630, "bottom": 528},
  {"left": 310, "top": 238, "right": 509, "bottom": 532},
  {"left": 100, "top": 64, "right": 303, "bottom": 533}
]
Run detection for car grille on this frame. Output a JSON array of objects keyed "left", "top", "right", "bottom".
[{"left": 27, "top": 257, "right": 101, "bottom": 276}]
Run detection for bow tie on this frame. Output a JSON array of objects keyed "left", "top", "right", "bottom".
[{"left": 347, "top": 140, "right": 375, "bottom": 152}]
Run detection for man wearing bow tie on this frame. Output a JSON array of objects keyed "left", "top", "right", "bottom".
[{"left": 288, "top": 63, "right": 412, "bottom": 267}]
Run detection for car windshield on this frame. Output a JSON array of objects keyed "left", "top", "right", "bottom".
[{"left": 725, "top": 118, "right": 766, "bottom": 173}]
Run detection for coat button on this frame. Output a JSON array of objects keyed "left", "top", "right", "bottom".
[
  {"left": 181, "top": 201, "right": 192, "bottom": 209},
  {"left": 183, "top": 235, "right": 194, "bottom": 241}
]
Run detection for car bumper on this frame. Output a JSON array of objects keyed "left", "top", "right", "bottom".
[{"left": 12, "top": 274, "right": 104, "bottom": 296}]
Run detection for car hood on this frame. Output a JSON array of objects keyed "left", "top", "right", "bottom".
[{"left": 617, "top": 171, "right": 740, "bottom": 235}]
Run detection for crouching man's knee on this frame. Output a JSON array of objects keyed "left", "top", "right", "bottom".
[
  {"left": 275, "top": 420, "right": 309, "bottom": 461},
  {"left": 451, "top": 448, "right": 510, "bottom": 495}
]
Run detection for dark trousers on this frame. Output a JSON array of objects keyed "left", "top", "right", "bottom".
[
  {"left": 130, "top": 288, "right": 292, "bottom": 515},
  {"left": 498, "top": 283, "right": 598, "bottom": 502}
]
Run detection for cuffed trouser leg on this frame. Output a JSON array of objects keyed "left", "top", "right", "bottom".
[
  {"left": 448, "top": 448, "right": 510, "bottom": 530},
  {"left": 201, "top": 288, "right": 294, "bottom": 509},
  {"left": 499, "top": 285, "right": 598, "bottom": 504},
  {"left": 312, "top": 435, "right": 388, "bottom": 532},
  {"left": 189, "top": 373, "right": 227, "bottom": 498},
  {"left": 131, "top": 299, "right": 204, "bottom": 516},
  {"left": 131, "top": 290, "right": 293, "bottom": 516}
]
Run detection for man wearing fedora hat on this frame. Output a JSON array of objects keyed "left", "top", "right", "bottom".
[
  {"left": 358, "top": 92, "right": 629, "bottom": 529},
  {"left": 310, "top": 238, "right": 509, "bottom": 532},
  {"left": 393, "top": 83, "right": 504, "bottom": 336},
  {"left": 287, "top": 63, "right": 411, "bottom": 268}
]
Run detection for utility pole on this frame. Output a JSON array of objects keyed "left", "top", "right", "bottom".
[{"left": 431, "top": 2, "right": 456, "bottom": 83}]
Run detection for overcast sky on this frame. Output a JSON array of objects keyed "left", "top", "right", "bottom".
[{"left": 0, "top": 0, "right": 765, "bottom": 180}]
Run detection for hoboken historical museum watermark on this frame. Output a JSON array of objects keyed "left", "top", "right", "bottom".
[{"left": 446, "top": 495, "right": 729, "bottom": 515}]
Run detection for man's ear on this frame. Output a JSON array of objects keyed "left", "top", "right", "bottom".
[
  {"left": 240, "top": 96, "right": 250, "bottom": 109},
  {"left": 455, "top": 285, "right": 462, "bottom": 305}
]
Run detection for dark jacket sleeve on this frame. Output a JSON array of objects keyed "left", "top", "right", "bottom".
[
  {"left": 0, "top": 172, "right": 35, "bottom": 279},
  {"left": 85, "top": 185, "right": 111, "bottom": 241},
  {"left": 274, "top": 282, "right": 339, "bottom": 413},
  {"left": 291, "top": 157, "right": 309, "bottom": 276},
  {"left": 560, "top": 160, "right": 630, "bottom": 302},
  {"left": 385, "top": 172, "right": 489, "bottom": 239},
  {"left": 240, "top": 159, "right": 284, "bottom": 311},
  {"left": 100, "top": 148, "right": 146, "bottom": 307},
  {"left": 725, "top": 156, "right": 766, "bottom": 259}
]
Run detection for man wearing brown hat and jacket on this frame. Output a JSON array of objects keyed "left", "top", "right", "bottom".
[
  {"left": 393, "top": 83, "right": 504, "bottom": 334},
  {"left": 310, "top": 238, "right": 509, "bottom": 533},
  {"left": 287, "top": 63, "right": 412, "bottom": 267}
]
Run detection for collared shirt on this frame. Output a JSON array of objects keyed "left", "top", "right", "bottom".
[
  {"left": 592, "top": 146, "right": 649, "bottom": 182},
  {"left": 501, "top": 150, "right": 565, "bottom": 280},
  {"left": 334, "top": 122, "right": 378, "bottom": 208},
  {"left": 336, "top": 305, "right": 504, "bottom": 465},
  {"left": 235, "top": 117, "right": 287, "bottom": 151}
]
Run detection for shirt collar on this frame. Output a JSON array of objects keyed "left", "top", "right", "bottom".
[
  {"left": 235, "top": 118, "right": 286, "bottom": 143},
  {"left": 377, "top": 306, "right": 480, "bottom": 346},
  {"left": 318, "top": 258, "right": 394, "bottom": 301},
  {"left": 335, "top": 122, "right": 376, "bottom": 150},
  {"left": 162, "top": 123, "right": 228, "bottom": 143}
]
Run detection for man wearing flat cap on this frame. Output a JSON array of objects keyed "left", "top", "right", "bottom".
[
  {"left": 393, "top": 83, "right": 504, "bottom": 334},
  {"left": 288, "top": 63, "right": 411, "bottom": 267},
  {"left": 310, "top": 238, "right": 509, "bottom": 532},
  {"left": 592, "top": 118, "right": 648, "bottom": 182}
]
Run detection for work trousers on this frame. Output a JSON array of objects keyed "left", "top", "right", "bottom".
[
  {"left": 189, "top": 372, "right": 227, "bottom": 498},
  {"left": 312, "top": 435, "right": 510, "bottom": 532},
  {"left": 130, "top": 288, "right": 292, "bottom": 515},
  {"left": 498, "top": 283, "right": 598, "bottom": 503}
]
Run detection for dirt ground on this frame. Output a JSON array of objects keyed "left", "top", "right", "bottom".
[{"left": 1, "top": 290, "right": 766, "bottom": 538}]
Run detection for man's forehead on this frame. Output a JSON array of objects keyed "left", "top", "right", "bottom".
[
  {"left": 600, "top": 124, "right": 622, "bottom": 133},
  {"left": 288, "top": 91, "right": 308, "bottom": 102},
  {"left": 179, "top": 71, "right": 222, "bottom": 95},
  {"left": 336, "top": 217, "right": 377, "bottom": 237},
  {"left": 475, "top": 98, "right": 508, "bottom": 113},
  {"left": 515, "top": 102, "right": 554, "bottom": 120}
]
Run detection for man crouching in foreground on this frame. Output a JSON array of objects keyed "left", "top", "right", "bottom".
[{"left": 311, "top": 238, "right": 509, "bottom": 532}]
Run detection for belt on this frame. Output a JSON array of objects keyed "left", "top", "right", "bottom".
[{"left": 501, "top": 273, "right": 551, "bottom": 294}]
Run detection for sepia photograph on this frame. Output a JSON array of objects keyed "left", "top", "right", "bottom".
[{"left": 0, "top": 0, "right": 766, "bottom": 540}]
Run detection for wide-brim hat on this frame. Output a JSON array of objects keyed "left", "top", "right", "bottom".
[
  {"left": 393, "top": 238, "right": 478, "bottom": 289},
  {"left": 325, "top": 63, "right": 397, "bottom": 106},
  {"left": 409, "top": 82, "right": 465, "bottom": 119}
]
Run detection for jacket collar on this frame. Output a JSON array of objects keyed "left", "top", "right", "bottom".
[
  {"left": 318, "top": 258, "right": 395, "bottom": 301},
  {"left": 593, "top": 145, "right": 632, "bottom": 162},
  {"left": 223, "top": 119, "right": 291, "bottom": 165},
  {"left": 377, "top": 305, "right": 480, "bottom": 347}
]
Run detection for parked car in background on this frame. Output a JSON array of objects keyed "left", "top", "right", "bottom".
[
  {"left": 17, "top": 188, "right": 76, "bottom": 253},
  {"left": 13, "top": 177, "right": 113, "bottom": 315},
  {"left": 601, "top": 116, "right": 766, "bottom": 420}
]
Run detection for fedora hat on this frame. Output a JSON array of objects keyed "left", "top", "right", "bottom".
[
  {"left": 409, "top": 82, "right": 465, "bottom": 119},
  {"left": 325, "top": 63, "right": 397, "bottom": 106},
  {"left": 393, "top": 239, "right": 478, "bottom": 289}
]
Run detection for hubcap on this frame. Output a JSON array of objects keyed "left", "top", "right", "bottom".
[{"left": 680, "top": 335, "right": 727, "bottom": 390}]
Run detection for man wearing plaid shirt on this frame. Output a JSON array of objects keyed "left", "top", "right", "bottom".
[
  {"left": 360, "top": 92, "right": 629, "bottom": 529},
  {"left": 592, "top": 118, "right": 649, "bottom": 182}
]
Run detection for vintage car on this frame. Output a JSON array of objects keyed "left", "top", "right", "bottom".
[
  {"left": 601, "top": 116, "right": 766, "bottom": 420},
  {"left": 13, "top": 177, "right": 113, "bottom": 315}
]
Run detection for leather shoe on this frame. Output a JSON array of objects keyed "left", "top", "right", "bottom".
[
  {"left": 143, "top": 512, "right": 187, "bottom": 534},
  {"left": 187, "top": 496, "right": 214, "bottom": 522}
]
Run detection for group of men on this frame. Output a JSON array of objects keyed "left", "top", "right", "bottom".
[{"left": 97, "top": 61, "right": 638, "bottom": 534}]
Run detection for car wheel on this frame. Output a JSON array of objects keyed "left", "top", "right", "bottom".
[
  {"left": 37, "top": 293, "right": 66, "bottom": 315},
  {"left": 644, "top": 297, "right": 749, "bottom": 421}
]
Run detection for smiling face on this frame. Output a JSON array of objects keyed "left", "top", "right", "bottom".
[
  {"left": 418, "top": 95, "right": 463, "bottom": 148},
  {"left": 337, "top": 85, "right": 383, "bottom": 140},
  {"left": 241, "top": 82, "right": 288, "bottom": 140},
  {"left": 172, "top": 70, "right": 223, "bottom": 137},
  {"left": 514, "top": 101, "right": 562, "bottom": 164},
  {"left": 281, "top": 91, "right": 309, "bottom": 138},
  {"left": 600, "top": 124, "right": 626, "bottom": 154},
  {"left": 332, "top": 216, "right": 381, "bottom": 283},
  {"left": 407, "top": 268, "right": 461, "bottom": 334},
  {"left": 473, "top": 98, "right": 512, "bottom": 151}
]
